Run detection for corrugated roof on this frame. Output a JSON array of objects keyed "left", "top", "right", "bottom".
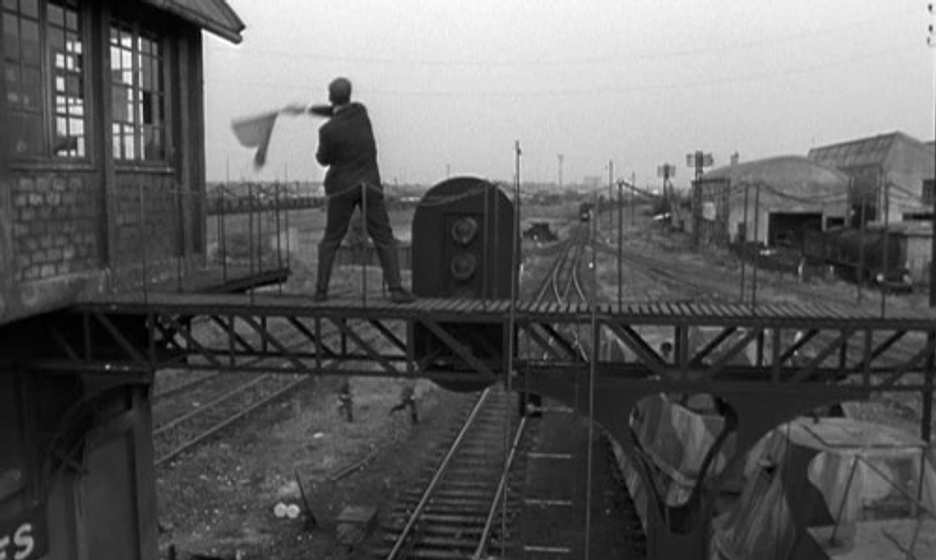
[
  {"left": 807, "top": 131, "right": 926, "bottom": 170},
  {"left": 141, "top": 0, "right": 245, "bottom": 43}
]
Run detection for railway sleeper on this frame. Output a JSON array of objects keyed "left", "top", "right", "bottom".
[
  {"left": 370, "top": 548, "right": 486, "bottom": 560},
  {"left": 394, "top": 503, "right": 516, "bottom": 518},
  {"left": 394, "top": 497, "right": 495, "bottom": 509},
  {"left": 415, "top": 478, "right": 498, "bottom": 490},
  {"left": 379, "top": 533, "right": 494, "bottom": 548},
  {"left": 381, "top": 521, "right": 486, "bottom": 536},
  {"left": 391, "top": 512, "right": 490, "bottom": 526},
  {"left": 400, "top": 487, "right": 497, "bottom": 499},
  {"left": 440, "top": 467, "right": 506, "bottom": 479}
]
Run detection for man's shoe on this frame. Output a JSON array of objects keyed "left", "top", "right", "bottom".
[
  {"left": 389, "top": 288, "right": 415, "bottom": 304},
  {"left": 313, "top": 290, "right": 328, "bottom": 302}
]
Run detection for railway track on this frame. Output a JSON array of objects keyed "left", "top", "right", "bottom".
[
  {"left": 151, "top": 315, "right": 390, "bottom": 468},
  {"left": 375, "top": 386, "right": 526, "bottom": 559},
  {"left": 599, "top": 235, "right": 935, "bottom": 434},
  {"left": 154, "top": 373, "right": 310, "bottom": 467},
  {"left": 534, "top": 225, "right": 590, "bottom": 304},
  {"left": 369, "top": 225, "right": 647, "bottom": 559},
  {"left": 154, "top": 371, "right": 220, "bottom": 403},
  {"left": 517, "top": 222, "right": 648, "bottom": 558}
]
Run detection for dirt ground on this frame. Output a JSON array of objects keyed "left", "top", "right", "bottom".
[
  {"left": 157, "top": 203, "right": 601, "bottom": 559},
  {"left": 162, "top": 205, "right": 481, "bottom": 559},
  {"left": 160, "top": 202, "right": 933, "bottom": 559},
  {"left": 157, "top": 357, "right": 473, "bottom": 559}
]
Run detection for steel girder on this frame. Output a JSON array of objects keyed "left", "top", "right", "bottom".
[
  {"left": 23, "top": 296, "right": 936, "bottom": 397},
  {"left": 517, "top": 314, "right": 936, "bottom": 393}
]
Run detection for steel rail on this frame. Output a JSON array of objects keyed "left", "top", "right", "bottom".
[
  {"left": 152, "top": 316, "right": 320, "bottom": 403},
  {"left": 153, "top": 371, "right": 220, "bottom": 403},
  {"left": 541, "top": 237, "right": 575, "bottom": 303},
  {"left": 609, "top": 238, "right": 932, "bottom": 368},
  {"left": 155, "top": 375, "right": 311, "bottom": 467},
  {"left": 153, "top": 320, "right": 391, "bottom": 467},
  {"left": 385, "top": 387, "right": 493, "bottom": 560},
  {"left": 153, "top": 373, "right": 273, "bottom": 436},
  {"left": 568, "top": 243, "right": 588, "bottom": 302},
  {"left": 562, "top": 230, "right": 589, "bottom": 302},
  {"left": 472, "top": 415, "right": 529, "bottom": 560},
  {"left": 153, "top": 328, "right": 317, "bottom": 431},
  {"left": 527, "top": 225, "right": 589, "bottom": 361}
]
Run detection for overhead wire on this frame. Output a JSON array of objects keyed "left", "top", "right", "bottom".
[
  {"left": 204, "top": 43, "right": 921, "bottom": 99},
  {"left": 206, "top": 14, "right": 905, "bottom": 69}
]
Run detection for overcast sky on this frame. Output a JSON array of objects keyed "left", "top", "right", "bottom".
[{"left": 204, "top": 0, "right": 934, "bottom": 190}]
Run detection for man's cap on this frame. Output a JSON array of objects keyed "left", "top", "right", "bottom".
[{"left": 328, "top": 77, "right": 352, "bottom": 105}]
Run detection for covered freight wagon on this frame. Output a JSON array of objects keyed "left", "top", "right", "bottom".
[{"left": 802, "top": 227, "right": 912, "bottom": 291}]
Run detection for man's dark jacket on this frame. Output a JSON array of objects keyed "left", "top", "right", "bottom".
[{"left": 316, "top": 102, "right": 381, "bottom": 195}]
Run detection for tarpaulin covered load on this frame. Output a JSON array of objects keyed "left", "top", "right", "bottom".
[
  {"left": 713, "top": 418, "right": 936, "bottom": 560},
  {"left": 614, "top": 394, "right": 734, "bottom": 532}
]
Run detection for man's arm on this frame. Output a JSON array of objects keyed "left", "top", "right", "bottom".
[
  {"left": 308, "top": 104, "right": 334, "bottom": 117},
  {"left": 282, "top": 103, "right": 334, "bottom": 117}
]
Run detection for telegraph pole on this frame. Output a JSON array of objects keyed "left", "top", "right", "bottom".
[
  {"left": 657, "top": 163, "right": 676, "bottom": 210},
  {"left": 557, "top": 154, "right": 564, "bottom": 190},
  {"left": 608, "top": 160, "right": 614, "bottom": 229},
  {"left": 686, "top": 151, "right": 713, "bottom": 182},
  {"left": 919, "top": 3, "right": 936, "bottom": 446},
  {"left": 630, "top": 171, "right": 636, "bottom": 223},
  {"left": 930, "top": 5, "right": 936, "bottom": 307},
  {"left": 686, "top": 151, "right": 713, "bottom": 250}
]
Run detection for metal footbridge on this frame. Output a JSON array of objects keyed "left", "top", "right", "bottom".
[{"left": 22, "top": 291, "right": 936, "bottom": 560}]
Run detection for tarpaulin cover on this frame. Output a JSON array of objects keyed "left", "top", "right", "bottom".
[
  {"left": 713, "top": 418, "right": 936, "bottom": 560},
  {"left": 613, "top": 394, "right": 733, "bottom": 532}
]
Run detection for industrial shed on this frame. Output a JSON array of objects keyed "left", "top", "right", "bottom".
[
  {"left": 693, "top": 155, "right": 849, "bottom": 249},
  {"left": 808, "top": 131, "right": 935, "bottom": 225}
]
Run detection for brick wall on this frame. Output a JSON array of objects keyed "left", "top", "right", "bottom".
[
  {"left": 112, "top": 173, "right": 180, "bottom": 268},
  {"left": 11, "top": 172, "right": 99, "bottom": 282}
]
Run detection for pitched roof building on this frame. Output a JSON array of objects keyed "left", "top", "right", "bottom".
[
  {"left": 697, "top": 155, "right": 849, "bottom": 248},
  {"left": 140, "top": 0, "right": 245, "bottom": 43},
  {"left": 808, "top": 131, "right": 935, "bottom": 224}
]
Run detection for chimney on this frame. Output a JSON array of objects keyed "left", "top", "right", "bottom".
[{"left": 730, "top": 152, "right": 740, "bottom": 166}]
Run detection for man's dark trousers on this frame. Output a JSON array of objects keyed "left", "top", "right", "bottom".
[{"left": 317, "top": 182, "right": 404, "bottom": 295}]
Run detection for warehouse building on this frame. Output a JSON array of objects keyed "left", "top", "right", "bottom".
[
  {"left": 807, "top": 131, "right": 935, "bottom": 225},
  {"left": 694, "top": 155, "right": 850, "bottom": 249}
]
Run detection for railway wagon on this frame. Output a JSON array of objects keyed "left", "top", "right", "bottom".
[
  {"left": 802, "top": 227, "right": 912, "bottom": 291},
  {"left": 411, "top": 177, "right": 516, "bottom": 391},
  {"left": 579, "top": 201, "right": 593, "bottom": 222},
  {"left": 0, "top": 2, "right": 250, "bottom": 560}
]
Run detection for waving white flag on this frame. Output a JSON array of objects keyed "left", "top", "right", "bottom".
[{"left": 231, "top": 110, "right": 279, "bottom": 168}]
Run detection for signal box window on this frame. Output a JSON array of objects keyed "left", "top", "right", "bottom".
[
  {"left": 49, "top": 0, "right": 85, "bottom": 157},
  {"left": 2, "top": 0, "right": 86, "bottom": 158},
  {"left": 4, "top": 0, "right": 43, "bottom": 156},
  {"left": 110, "top": 21, "right": 165, "bottom": 162}
]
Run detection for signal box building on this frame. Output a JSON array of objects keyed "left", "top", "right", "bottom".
[
  {"left": 695, "top": 155, "right": 849, "bottom": 249},
  {"left": 807, "top": 131, "right": 936, "bottom": 225},
  {"left": 1, "top": 2, "right": 248, "bottom": 559}
]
